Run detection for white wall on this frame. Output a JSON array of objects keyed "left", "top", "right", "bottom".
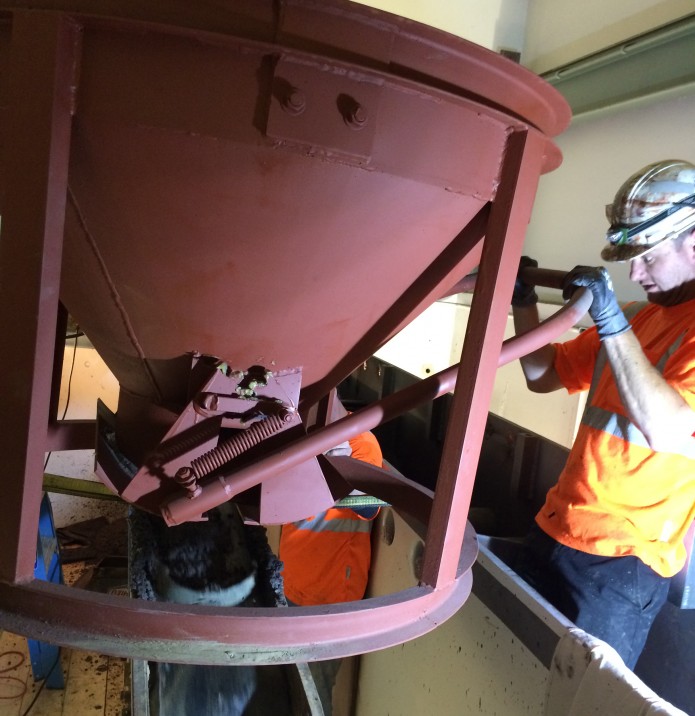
[
  {"left": 521, "top": 0, "right": 695, "bottom": 302},
  {"left": 352, "top": 0, "right": 530, "bottom": 53},
  {"left": 523, "top": 87, "right": 695, "bottom": 304},
  {"left": 524, "top": 0, "right": 694, "bottom": 72},
  {"left": 46, "top": 339, "right": 124, "bottom": 528}
]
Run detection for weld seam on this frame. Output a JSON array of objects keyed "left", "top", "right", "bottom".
[{"left": 67, "top": 186, "right": 163, "bottom": 402}]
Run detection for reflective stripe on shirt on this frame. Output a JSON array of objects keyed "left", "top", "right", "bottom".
[
  {"left": 292, "top": 514, "right": 372, "bottom": 534},
  {"left": 583, "top": 404, "right": 695, "bottom": 459},
  {"left": 582, "top": 306, "right": 692, "bottom": 457}
]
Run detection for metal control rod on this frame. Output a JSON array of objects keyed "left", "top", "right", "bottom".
[
  {"left": 163, "top": 268, "right": 591, "bottom": 525},
  {"left": 501, "top": 267, "right": 591, "bottom": 364}
]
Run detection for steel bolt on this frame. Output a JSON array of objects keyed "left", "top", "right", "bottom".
[
  {"left": 279, "top": 407, "right": 296, "bottom": 423},
  {"left": 345, "top": 103, "right": 368, "bottom": 130},
  {"left": 175, "top": 466, "right": 201, "bottom": 499},
  {"left": 282, "top": 89, "right": 306, "bottom": 116},
  {"left": 187, "top": 485, "right": 203, "bottom": 499},
  {"left": 203, "top": 394, "right": 219, "bottom": 411}
]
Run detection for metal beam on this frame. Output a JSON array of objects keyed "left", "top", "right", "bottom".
[
  {"left": 0, "top": 12, "right": 80, "bottom": 582},
  {"left": 422, "top": 128, "right": 548, "bottom": 588}
]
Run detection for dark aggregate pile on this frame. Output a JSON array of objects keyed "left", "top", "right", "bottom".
[
  {"left": 129, "top": 504, "right": 292, "bottom": 715},
  {"left": 129, "top": 504, "right": 285, "bottom": 608}
]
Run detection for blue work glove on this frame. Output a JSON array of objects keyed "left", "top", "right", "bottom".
[
  {"left": 511, "top": 256, "right": 539, "bottom": 307},
  {"left": 562, "top": 266, "right": 631, "bottom": 340}
]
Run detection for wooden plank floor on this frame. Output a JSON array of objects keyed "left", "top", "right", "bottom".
[
  {"left": 0, "top": 564, "right": 130, "bottom": 716},
  {"left": 0, "top": 632, "right": 129, "bottom": 716}
]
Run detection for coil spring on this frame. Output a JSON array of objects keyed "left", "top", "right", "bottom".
[
  {"left": 153, "top": 418, "right": 221, "bottom": 466},
  {"left": 191, "top": 413, "right": 289, "bottom": 478}
]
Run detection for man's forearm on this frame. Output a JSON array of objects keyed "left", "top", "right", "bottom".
[{"left": 603, "top": 330, "right": 695, "bottom": 451}]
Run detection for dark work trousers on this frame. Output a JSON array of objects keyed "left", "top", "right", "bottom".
[{"left": 514, "top": 525, "right": 671, "bottom": 670}]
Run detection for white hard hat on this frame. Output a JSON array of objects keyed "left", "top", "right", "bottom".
[{"left": 602, "top": 159, "right": 695, "bottom": 262}]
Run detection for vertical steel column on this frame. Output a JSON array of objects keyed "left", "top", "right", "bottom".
[
  {"left": 0, "top": 13, "right": 79, "bottom": 582},
  {"left": 421, "top": 129, "right": 548, "bottom": 587}
]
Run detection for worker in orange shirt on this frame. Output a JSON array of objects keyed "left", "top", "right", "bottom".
[
  {"left": 280, "top": 429, "right": 382, "bottom": 607},
  {"left": 511, "top": 159, "right": 695, "bottom": 670},
  {"left": 279, "top": 427, "right": 383, "bottom": 713}
]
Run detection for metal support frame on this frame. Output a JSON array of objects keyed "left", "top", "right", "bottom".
[
  {"left": 0, "top": 471, "right": 477, "bottom": 665},
  {"left": 0, "top": 7, "right": 576, "bottom": 664},
  {"left": 422, "top": 129, "right": 546, "bottom": 587},
  {"left": 0, "top": 12, "right": 79, "bottom": 583}
]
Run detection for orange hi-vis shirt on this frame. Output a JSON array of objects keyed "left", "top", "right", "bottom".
[
  {"left": 344, "top": 429, "right": 382, "bottom": 467},
  {"left": 537, "top": 298, "right": 695, "bottom": 578},
  {"left": 279, "top": 431, "right": 383, "bottom": 606}
]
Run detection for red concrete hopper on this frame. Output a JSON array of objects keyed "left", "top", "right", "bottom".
[
  {"left": 3, "top": 0, "right": 569, "bottom": 413},
  {"left": 0, "top": 0, "right": 572, "bottom": 664}
]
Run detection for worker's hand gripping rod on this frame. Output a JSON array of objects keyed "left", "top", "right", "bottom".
[
  {"left": 162, "top": 267, "right": 592, "bottom": 525},
  {"left": 501, "top": 266, "right": 592, "bottom": 364}
]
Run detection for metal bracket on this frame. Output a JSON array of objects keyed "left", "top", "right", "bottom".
[{"left": 266, "top": 53, "right": 382, "bottom": 164}]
